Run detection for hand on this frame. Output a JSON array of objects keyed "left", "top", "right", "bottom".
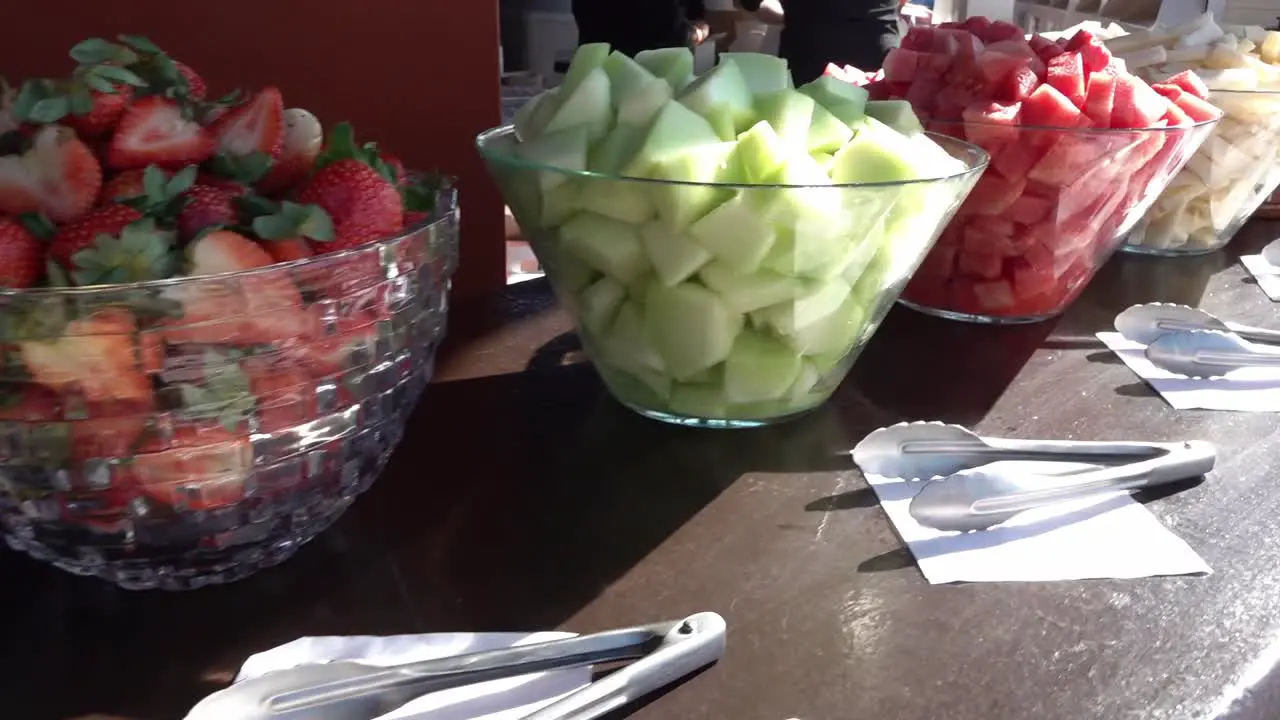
[{"left": 690, "top": 20, "right": 712, "bottom": 45}]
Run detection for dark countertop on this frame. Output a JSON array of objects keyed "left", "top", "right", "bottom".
[{"left": 4, "top": 224, "right": 1280, "bottom": 720}]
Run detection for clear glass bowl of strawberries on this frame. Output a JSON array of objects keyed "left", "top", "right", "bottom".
[{"left": 0, "top": 35, "right": 458, "bottom": 590}]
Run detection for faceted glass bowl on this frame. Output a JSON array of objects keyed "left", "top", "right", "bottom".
[
  {"left": 1123, "top": 88, "right": 1280, "bottom": 256},
  {"left": 901, "top": 117, "right": 1218, "bottom": 324},
  {"left": 0, "top": 188, "right": 459, "bottom": 590},
  {"left": 478, "top": 125, "right": 986, "bottom": 429}
]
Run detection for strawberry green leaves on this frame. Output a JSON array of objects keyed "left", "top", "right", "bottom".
[
  {"left": 208, "top": 151, "right": 272, "bottom": 185},
  {"left": 316, "top": 122, "right": 399, "bottom": 185},
  {"left": 246, "top": 200, "right": 335, "bottom": 243},
  {"left": 175, "top": 350, "right": 256, "bottom": 432},
  {"left": 119, "top": 165, "right": 198, "bottom": 219},
  {"left": 69, "top": 218, "right": 180, "bottom": 286}
]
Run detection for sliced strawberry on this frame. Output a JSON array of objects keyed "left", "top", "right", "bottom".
[
  {"left": 242, "top": 355, "right": 318, "bottom": 432},
  {"left": 0, "top": 217, "right": 44, "bottom": 288},
  {"left": 107, "top": 97, "right": 215, "bottom": 170},
  {"left": 130, "top": 424, "right": 253, "bottom": 511},
  {"left": 18, "top": 307, "right": 154, "bottom": 406},
  {"left": 262, "top": 238, "right": 313, "bottom": 263},
  {"left": 257, "top": 107, "right": 323, "bottom": 194},
  {"left": 211, "top": 87, "right": 285, "bottom": 160},
  {"left": 100, "top": 168, "right": 151, "bottom": 202},
  {"left": 0, "top": 125, "right": 102, "bottom": 222}
]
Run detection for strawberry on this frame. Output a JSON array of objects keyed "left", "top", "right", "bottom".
[
  {"left": 286, "top": 310, "right": 381, "bottom": 380},
  {"left": 108, "top": 97, "right": 215, "bottom": 171},
  {"left": 50, "top": 207, "right": 179, "bottom": 285},
  {"left": 257, "top": 107, "right": 323, "bottom": 195},
  {"left": 174, "top": 61, "right": 207, "bottom": 102},
  {"left": 242, "top": 355, "right": 317, "bottom": 432},
  {"left": 130, "top": 424, "right": 252, "bottom": 510},
  {"left": 380, "top": 152, "right": 407, "bottom": 186},
  {"left": 100, "top": 168, "right": 150, "bottom": 202},
  {"left": 177, "top": 184, "right": 237, "bottom": 241},
  {"left": 403, "top": 210, "right": 430, "bottom": 227},
  {"left": 197, "top": 172, "right": 251, "bottom": 197},
  {"left": 0, "top": 125, "right": 103, "bottom": 222},
  {"left": 295, "top": 122, "right": 403, "bottom": 252},
  {"left": 210, "top": 87, "right": 285, "bottom": 161},
  {"left": 18, "top": 307, "right": 154, "bottom": 406},
  {"left": 0, "top": 383, "right": 148, "bottom": 462},
  {"left": 0, "top": 217, "right": 45, "bottom": 288},
  {"left": 262, "top": 238, "right": 312, "bottom": 263},
  {"left": 62, "top": 86, "right": 134, "bottom": 140}
]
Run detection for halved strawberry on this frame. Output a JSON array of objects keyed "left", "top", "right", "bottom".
[
  {"left": 242, "top": 355, "right": 318, "bottom": 432},
  {"left": 107, "top": 97, "right": 215, "bottom": 171},
  {"left": 262, "top": 238, "right": 312, "bottom": 263},
  {"left": 100, "top": 168, "right": 151, "bottom": 202},
  {"left": 0, "top": 217, "right": 45, "bottom": 288},
  {"left": 18, "top": 307, "right": 154, "bottom": 406},
  {"left": 129, "top": 424, "right": 252, "bottom": 511},
  {"left": 257, "top": 107, "right": 323, "bottom": 195},
  {"left": 210, "top": 87, "right": 285, "bottom": 160},
  {"left": 0, "top": 125, "right": 103, "bottom": 222}
]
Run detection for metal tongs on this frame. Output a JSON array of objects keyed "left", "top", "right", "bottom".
[
  {"left": 853, "top": 423, "right": 1215, "bottom": 532},
  {"left": 183, "top": 612, "right": 727, "bottom": 720},
  {"left": 1114, "top": 303, "right": 1280, "bottom": 378}
]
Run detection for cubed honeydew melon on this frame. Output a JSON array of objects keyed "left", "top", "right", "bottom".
[
  {"left": 627, "top": 100, "right": 723, "bottom": 174},
  {"left": 789, "top": 294, "right": 866, "bottom": 355},
  {"left": 723, "top": 330, "right": 803, "bottom": 404},
  {"left": 601, "top": 301, "right": 666, "bottom": 375},
  {"left": 546, "top": 251, "right": 599, "bottom": 302},
  {"left": 597, "top": 364, "right": 673, "bottom": 408},
  {"left": 698, "top": 261, "right": 804, "bottom": 313},
  {"left": 644, "top": 282, "right": 743, "bottom": 379},
  {"left": 681, "top": 364, "right": 722, "bottom": 384},
  {"left": 787, "top": 360, "right": 823, "bottom": 401},
  {"left": 578, "top": 276, "right": 628, "bottom": 337},
  {"left": 640, "top": 221, "right": 712, "bottom": 286},
  {"left": 799, "top": 76, "right": 869, "bottom": 126},
  {"left": 617, "top": 76, "right": 675, "bottom": 127},
  {"left": 831, "top": 117, "right": 930, "bottom": 184},
  {"left": 589, "top": 124, "right": 647, "bottom": 174},
  {"left": 603, "top": 51, "right": 658, "bottom": 106},
  {"left": 574, "top": 180, "right": 654, "bottom": 225},
  {"left": 677, "top": 59, "right": 758, "bottom": 141},
  {"left": 667, "top": 382, "right": 730, "bottom": 418},
  {"left": 647, "top": 141, "right": 739, "bottom": 230},
  {"left": 720, "top": 53, "right": 792, "bottom": 95},
  {"left": 561, "top": 43, "right": 611, "bottom": 94},
  {"left": 756, "top": 89, "right": 815, "bottom": 148},
  {"left": 516, "top": 126, "right": 590, "bottom": 192},
  {"left": 864, "top": 99, "right": 925, "bottom": 136},
  {"left": 752, "top": 277, "right": 851, "bottom": 338},
  {"left": 811, "top": 152, "right": 835, "bottom": 173},
  {"left": 807, "top": 103, "right": 855, "bottom": 155},
  {"left": 635, "top": 47, "right": 696, "bottom": 91},
  {"left": 689, "top": 192, "right": 777, "bottom": 273},
  {"left": 734, "top": 121, "right": 790, "bottom": 184},
  {"left": 543, "top": 68, "right": 614, "bottom": 142},
  {"left": 542, "top": 181, "right": 580, "bottom": 227},
  {"left": 559, "top": 213, "right": 650, "bottom": 283},
  {"left": 514, "top": 89, "right": 559, "bottom": 142}
]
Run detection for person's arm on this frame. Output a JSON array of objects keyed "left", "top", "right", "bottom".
[
  {"left": 736, "top": 0, "right": 765, "bottom": 12},
  {"left": 681, "top": 0, "right": 708, "bottom": 21}
]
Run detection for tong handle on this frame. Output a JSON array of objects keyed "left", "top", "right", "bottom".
[
  {"left": 976, "top": 437, "right": 1185, "bottom": 463},
  {"left": 1192, "top": 346, "right": 1280, "bottom": 369},
  {"left": 972, "top": 441, "right": 1216, "bottom": 515},
  {"left": 1222, "top": 322, "right": 1280, "bottom": 345},
  {"left": 519, "top": 612, "right": 728, "bottom": 720}
]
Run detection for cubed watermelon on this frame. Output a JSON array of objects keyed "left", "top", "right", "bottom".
[
  {"left": 914, "top": 243, "right": 958, "bottom": 279},
  {"left": 1165, "top": 70, "right": 1210, "bottom": 100},
  {"left": 990, "top": 134, "right": 1045, "bottom": 179},
  {"left": 983, "top": 41, "right": 1048, "bottom": 78},
  {"left": 1082, "top": 72, "right": 1116, "bottom": 127},
  {"left": 971, "top": 279, "right": 1017, "bottom": 310},
  {"left": 905, "top": 76, "right": 946, "bottom": 115},
  {"left": 824, "top": 63, "right": 854, "bottom": 82},
  {"left": 963, "top": 170, "right": 1027, "bottom": 216},
  {"left": 961, "top": 16, "right": 992, "bottom": 35},
  {"left": 1028, "top": 35, "right": 1065, "bottom": 63},
  {"left": 1006, "top": 192, "right": 1053, "bottom": 225},
  {"left": 1001, "top": 67, "right": 1041, "bottom": 103},
  {"left": 962, "top": 100, "right": 1022, "bottom": 147},
  {"left": 901, "top": 27, "right": 934, "bottom": 51},
  {"left": 962, "top": 215, "right": 1026, "bottom": 255},
  {"left": 866, "top": 80, "right": 891, "bottom": 100},
  {"left": 1010, "top": 255, "right": 1056, "bottom": 304},
  {"left": 976, "top": 51, "right": 1033, "bottom": 85},
  {"left": 1046, "top": 52, "right": 1087, "bottom": 108},
  {"left": 957, "top": 250, "right": 1004, "bottom": 279},
  {"left": 1150, "top": 83, "right": 1182, "bottom": 102},
  {"left": 883, "top": 48, "right": 924, "bottom": 83},
  {"left": 1173, "top": 93, "right": 1221, "bottom": 123},
  {"left": 1063, "top": 30, "right": 1112, "bottom": 74},
  {"left": 932, "top": 28, "right": 985, "bottom": 58},
  {"left": 1022, "top": 84, "right": 1084, "bottom": 126},
  {"left": 1026, "top": 133, "right": 1115, "bottom": 186},
  {"left": 978, "top": 20, "right": 1025, "bottom": 44},
  {"left": 1162, "top": 101, "right": 1193, "bottom": 127},
  {"left": 1111, "top": 75, "right": 1167, "bottom": 128}
]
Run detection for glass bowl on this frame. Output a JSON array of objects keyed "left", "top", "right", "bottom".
[
  {"left": 0, "top": 188, "right": 459, "bottom": 590},
  {"left": 900, "top": 118, "right": 1217, "bottom": 324},
  {"left": 477, "top": 125, "right": 986, "bottom": 429},
  {"left": 1123, "top": 88, "right": 1280, "bottom": 256}
]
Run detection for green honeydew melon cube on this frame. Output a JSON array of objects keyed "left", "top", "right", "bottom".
[
  {"left": 864, "top": 99, "right": 925, "bottom": 136},
  {"left": 755, "top": 89, "right": 815, "bottom": 148},
  {"left": 799, "top": 76, "right": 869, "bottom": 126},
  {"left": 603, "top": 51, "right": 657, "bottom": 106},
  {"left": 578, "top": 276, "right": 628, "bottom": 338},
  {"left": 640, "top": 221, "right": 713, "bottom": 286},
  {"left": 617, "top": 76, "right": 674, "bottom": 127},
  {"left": 516, "top": 126, "right": 590, "bottom": 192},
  {"left": 734, "top": 121, "right": 790, "bottom": 184},
  {"left": 688, "top": 192, "right": 777, "bottom": 273},
  {"left": 807, "top": 103, "right": 854, "bottom": 155},
  {"left": 635, "top": 47, "right": 696, "bottom": 91},
  {"left": 788, "top": 294, "right": 866, "bottom": 356},
  {"left": 720, "top": 53, "right": 792, "bottom": 96},
  {"left": 558, "top": 213, "right": 650, "bottom": 284},
  {"left": 644, "top": 282, "right": 743, "bottom": 380},
  {"left": 601, "top": 301, "right": 666, "bottom": 375},
  {"left": 543, "top": 67, "right": 614, "bottom": 142},
  {"left": 667, "top": 382, "right": 730, "bottom": 419},
  {"left": 646, "top": 141, "right": 739, "bottom": 230},
  {"left": 677, "top": 59, "right": 758, "bottom": 141},
  {"left": 514, "top": 89, "right": 558, "bottom": 142},
  {"left": 752, "top": 277, "right": 850, "bottom": 338},
  {"left": 698, "top": 261, "right": 804, "bottom": 313},
  {"left": 723, "top": 330, "right": 803, "bottom": 404}
]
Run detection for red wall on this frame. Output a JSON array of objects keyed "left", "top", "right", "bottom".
[{"left": 0, "top": 1, "right": 506, "bottom": 296}]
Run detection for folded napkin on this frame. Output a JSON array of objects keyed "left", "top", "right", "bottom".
[
  {"left": 1098, "top": 331, "right": 1280, "bottom": 411},
  {"left": 233, "top": 632, "right": 592, "bottom": 720},
  {"left": 1240, "top": 254, "right": 1280, "bottom": 302},
  {"left": 864, "top": 460, "right": 1211, "bottom": 583}
]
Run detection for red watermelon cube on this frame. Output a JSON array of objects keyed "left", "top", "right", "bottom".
[
  {"left": 990, "top": 134, "right": 1045, "bottom": 179},
  {"left": 963, "top": 215, "right": 1027, "bottom": 255},
  {"left": 883, "top": 48, "right": 924, "bottom": 83},
  {"left": 1006, "top": 192, "right": 1053, "bottom": 225},
  {"left": 1173, "top": 92, "right": 1222, "bottom": 123},
  {"left": 958, "top": 250, "right": 1004, "bottom": 279},
  {"left": 972, "top": 279, "right": 1017, "bottom": 310},
  {"left": 1111, "top": 75, "right": 1168, "bottom": 128},
  {"left": 983, "top": 40, "right": 1048, "bottom": 77},
  {"left": 901, "top": 27, "right": 936, "bottom": 51},
  {"left": 1082, "top": 72, "right": 1116, "bottom": 127},
  {"left": 980, "top": 20, "right": 1025, "bottom": 44},
  {"left": 1000, "top": 66, "right": 1041, "bottom": 103},
  {"left": 914, "top": 243, "right": 959, "bottom": 280},
  {"left": 1150, "top": 82, "right": 1182, "bottom": 101},
  {"left": 1063, "top": 29, "right": 1113, "bottom": 74},
  {"left": 932, "top": 28, "right": 985, "bottom": 58},
  {"left": 1165, "top": 69, "right": 1210, "bottom": 100},
  {"left": 963, "top": 171, "right": 1027, "bottom": 216},
  {"left": 961, "top": 16, "right": 992, "bottom": 35},
  {"left": 1162, "top": 101, "right": 1193, "bottom": 127},
  {"left": 1022, "top": 84, "right": 1084, "bottom": 126},
  {"left": 1029, "top": 35, "right": 1065, "bottom": 62},
  {"left": 1046, "top": 52, "right": 1087, "bottom": 108},
  {"left": 962, "top": 100, "right": 1022, "bottom": 146},
  {"left": 1027, "top": 133, "right": 1114, "bottom": 187}
]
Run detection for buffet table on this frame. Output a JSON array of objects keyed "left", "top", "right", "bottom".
[{"left": 3, "top": 221, "right": 1280, "bottom": 720}]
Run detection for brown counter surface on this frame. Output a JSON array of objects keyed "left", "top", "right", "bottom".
[{"left": 4, "top": 224, "right": 1280, "bottom": 720}]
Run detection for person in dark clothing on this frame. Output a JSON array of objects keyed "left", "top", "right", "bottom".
[
  {"left": 738, "top": 0, "right": 902, "bottom": 85},
  {"left": 572, "top": 0, "right": 710, "bottom": 58}
]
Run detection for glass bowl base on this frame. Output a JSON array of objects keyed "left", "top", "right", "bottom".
[
  {"left": 622, "top": 402, "right": 821, "bottom": 429},
  {"left": 898, "top": 299, "right": 1063, "bottom": 325},
  {"left": 1119, "top": 243, "right": 1226, "bottom": 257}
]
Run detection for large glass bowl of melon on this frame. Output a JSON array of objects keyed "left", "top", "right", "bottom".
[
  {"left": 859, "top": 22, "right": 1220, "bottom": 323},
  {"left": 480, "top": 44, "right": 987, "bottom": 428}
]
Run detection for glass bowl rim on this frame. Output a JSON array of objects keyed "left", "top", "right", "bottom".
[
  {"left": 926, "top": 115, "right": 1220, "bottom": 134},
  {"left": 1203, "top": 85, "right": 1280, "bottom": 96},
  {"left": 475, "top": 124, "right": 990, "bottom": 190},
  {"left": 0, "top": 186, "right": 458, "bottom": 299}
]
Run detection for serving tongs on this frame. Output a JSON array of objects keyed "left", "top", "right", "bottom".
[
  {"left": 183, "top": 612, "right": 727, "bottom": 720},
  {"left": 1115, "top": 302, "right": 1280, "bottom": 346},
  {"left": 852, "top": 422, "right": 1215, "bottom": 532}
]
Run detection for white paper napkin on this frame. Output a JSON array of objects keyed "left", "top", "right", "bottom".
[
  {"left": 1098, "top": 331, "right": 1280, "bottom": 411},
  {"left": 1240, "top": 254, "right": 1280, "bottom": 302},
  {"left": 864, "top": 460, "right": 1211, "bottom": 584},
  {"left": 231, "top": 632, "right": 592, "bottom": 720}
]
